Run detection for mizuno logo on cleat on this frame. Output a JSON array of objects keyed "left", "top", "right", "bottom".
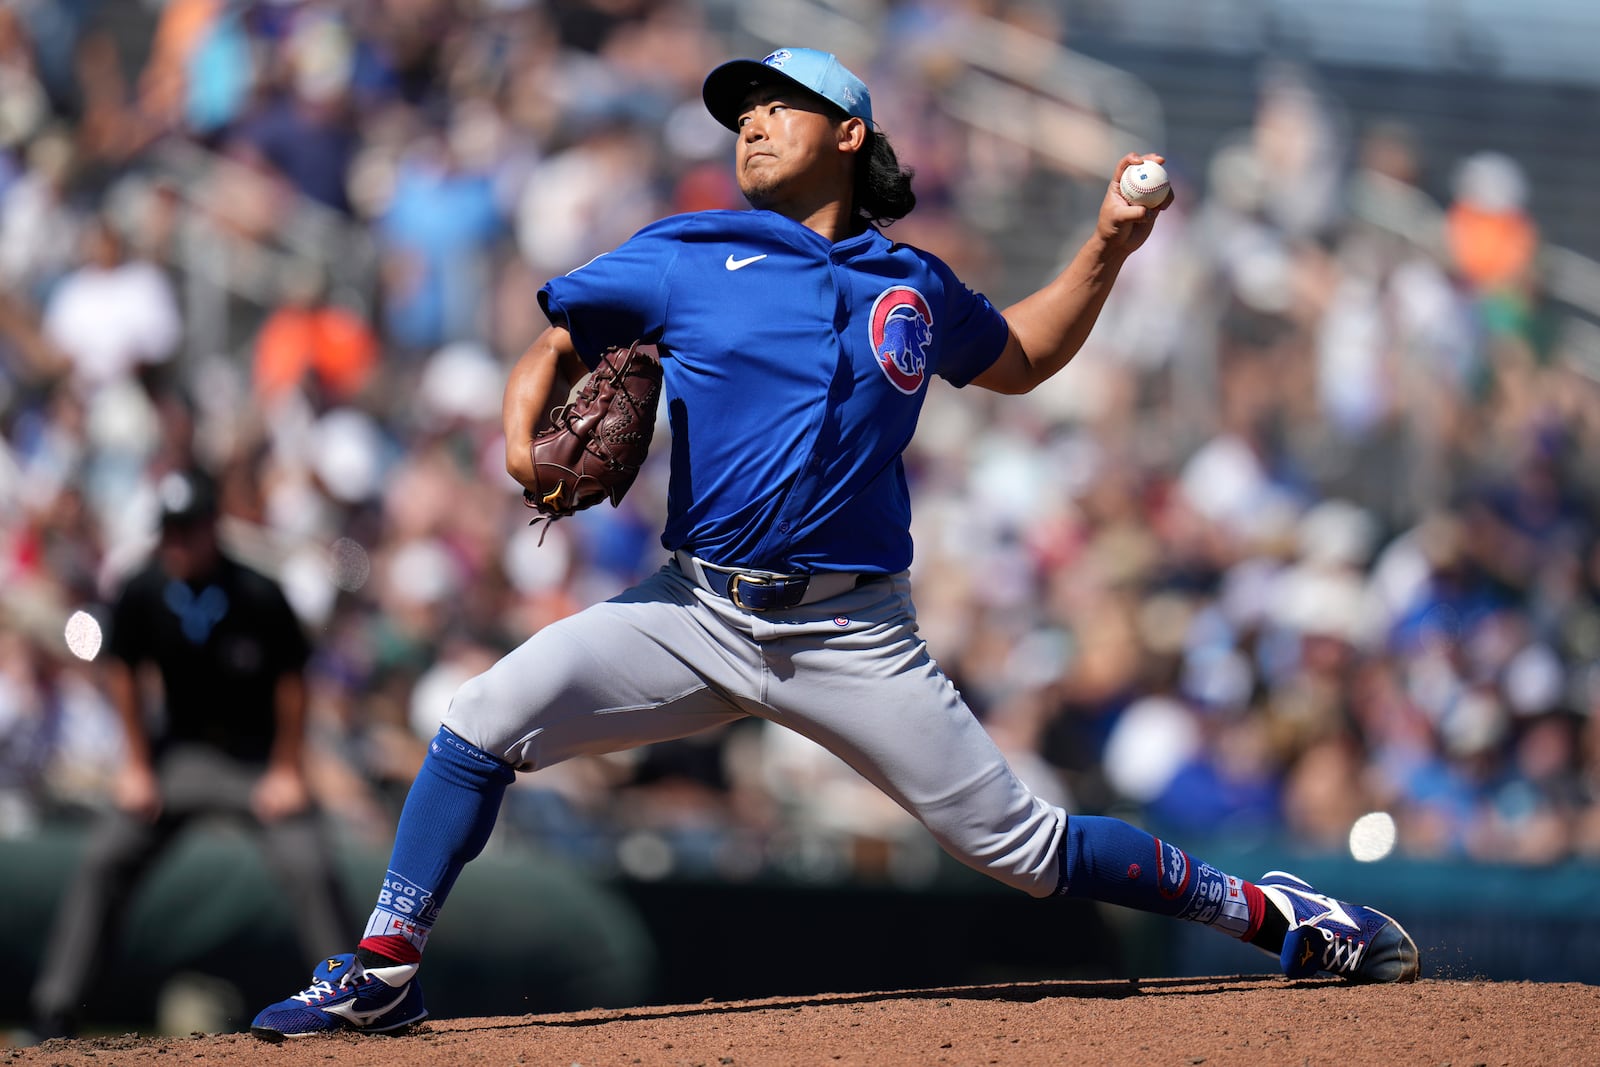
[{"left": 325, "top": 988, "right": 409, "bottom": 1027}]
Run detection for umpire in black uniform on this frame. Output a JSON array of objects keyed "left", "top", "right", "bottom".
[{"left": 30, "top": 468, "right": 351, "bottom": 1038}]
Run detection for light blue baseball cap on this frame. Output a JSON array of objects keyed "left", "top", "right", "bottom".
[{"left": 702, "top": 47, "right": 872, "bottom": 131}]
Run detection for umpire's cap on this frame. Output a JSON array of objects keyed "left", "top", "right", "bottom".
[
  {"left": 702, "top": 47, "right": 872, "bottom": 131},
  {"left": 156, "top": 467, "right": 218, "bottom": 527}
]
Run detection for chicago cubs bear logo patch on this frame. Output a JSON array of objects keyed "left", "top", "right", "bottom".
[{"left": 869, "top": 286, "right": 933, "bottom": 394}]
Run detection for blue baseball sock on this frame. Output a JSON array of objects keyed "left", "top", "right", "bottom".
[
  {"left": 1057, "top": 815, "right": 1261, "bottom": 939},
  {"left": 357, "top": 727, "right": 516, "bottom": 965}
]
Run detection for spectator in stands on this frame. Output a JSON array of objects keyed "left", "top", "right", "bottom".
[
  {"left": 138, "top": 0, "right": 255, "bottom": 143},
  {"left": 0, "top": 129, "right": 80, "bottom": 307},
  {"left": 252, "top": 265, "right": 379, "bottom": 410},
  {"left": 1447, "top": 151, "right": 1538, "bottom": 296},
  {"left": 41, "top": 215, "right": 181, "bottom": 397},
  {"left": 374, "top": 126, "right": 504, "bottom": 356},
  {"left": 228, "top": 11, "right": 360, "bottom": 215}
]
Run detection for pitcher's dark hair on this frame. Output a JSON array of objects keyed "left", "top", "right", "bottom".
[{"left": 854, "top": 127, "right": 916, "bottom": 227}]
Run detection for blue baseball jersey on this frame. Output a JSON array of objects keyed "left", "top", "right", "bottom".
[{"left": 539, "top": 209, "right": 1010, "bottom": 574}]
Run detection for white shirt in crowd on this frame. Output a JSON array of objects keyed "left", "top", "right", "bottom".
[{"left": 42, "top": 260, "right": 181, "bottom": 391}]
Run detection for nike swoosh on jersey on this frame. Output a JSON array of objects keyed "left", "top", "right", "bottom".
[
  {"left": 323, "top": 987, "right": 409, "bottom": 1026},
  {"left": 725, "top": 254, "right": 768, "bottom": 270}
]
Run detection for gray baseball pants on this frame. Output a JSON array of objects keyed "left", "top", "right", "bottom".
[{"left": 444, "top": 558, "right": 1066, "bottom": 896}]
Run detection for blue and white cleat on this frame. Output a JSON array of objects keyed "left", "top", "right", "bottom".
[
  {"left": 1258, "top": 871, "right": 1420, "bottom": 984},
  {"left": 250, "top": 953, "right": 426, "bottom": 1041}
]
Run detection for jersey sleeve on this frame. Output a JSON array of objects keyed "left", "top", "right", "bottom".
[
  {"left": 538, "top": 217, "right": 685, "bottom": 369},
  {"left": 930, "top": 260, "right": 1011, "bottom": 388}
]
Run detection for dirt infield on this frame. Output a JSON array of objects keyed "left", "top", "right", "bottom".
[{"left": 7, "top": 976, "right": 1595, "bottom": 1066}]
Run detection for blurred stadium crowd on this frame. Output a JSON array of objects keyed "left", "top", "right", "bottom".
[{"left": 1, "top": 0, "right": 1598, "bottom": 886}]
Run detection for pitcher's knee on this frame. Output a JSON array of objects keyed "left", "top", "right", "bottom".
[
  {"left": 438, "top": 672, "right": 499, "bottom": 751},
  {"left": 967, "top": 845, "right": 1063, "bottom": 899},
  {"left": 929, "top": 803, "right": 1067, "bottom": 899},
  {"left": 437, "top": 672, "right": 539, "bottom": 771}
]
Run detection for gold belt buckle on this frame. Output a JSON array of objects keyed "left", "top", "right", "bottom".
[{"left": 727, "top": 572, "right": 772, "bottom": 611}]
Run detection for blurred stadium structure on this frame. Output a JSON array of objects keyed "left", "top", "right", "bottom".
[{"left": 2, "top": 0, "right": 1600, "bottom": 1033}]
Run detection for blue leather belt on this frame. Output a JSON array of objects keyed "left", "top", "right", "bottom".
[{"left": 674, "top": 551, "right": 870, "bottom": 612}]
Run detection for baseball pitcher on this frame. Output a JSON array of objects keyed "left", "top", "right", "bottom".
[{"left": 251, "top": 46, "right": 1418, "bottom": 1040}]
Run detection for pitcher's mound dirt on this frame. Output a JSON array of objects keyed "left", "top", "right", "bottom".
[{"left": 10, "top": 976, "right": 1595, "bottom": 1066}]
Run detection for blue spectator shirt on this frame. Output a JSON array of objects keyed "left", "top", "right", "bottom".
[{"left": 539, "top": 210, "right": 1011, "bottom": 574}]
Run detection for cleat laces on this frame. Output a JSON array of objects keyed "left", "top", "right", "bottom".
[
  {"left": 290, "top": 979, "right": 338, "bottom": 1006},
  {"left": 1309, "top": 927, "right": 1368, "bottom": 974},
  {"left": 290, "top": 971, "right": 365, "bottom": 1006}
]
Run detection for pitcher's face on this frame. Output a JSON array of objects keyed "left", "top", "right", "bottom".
[{"left": 734, "top": 88, "right": 858, "bottom": 210}]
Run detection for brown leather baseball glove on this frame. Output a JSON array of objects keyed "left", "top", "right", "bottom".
[{"left": 522, "top": 341, "right": 663, "bottom": 523}]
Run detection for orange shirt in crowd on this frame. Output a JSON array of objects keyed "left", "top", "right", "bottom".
[
  {"left": 254, "top": 304, "right": 378, "bottom": 402},
  {"left": 1446, "top": 202, "right": 1538, "bottom": 292}
]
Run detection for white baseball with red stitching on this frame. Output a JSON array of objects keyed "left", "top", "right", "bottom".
[{"left": 1120, "top": 159, "right": 1169, "bottom": 207}]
